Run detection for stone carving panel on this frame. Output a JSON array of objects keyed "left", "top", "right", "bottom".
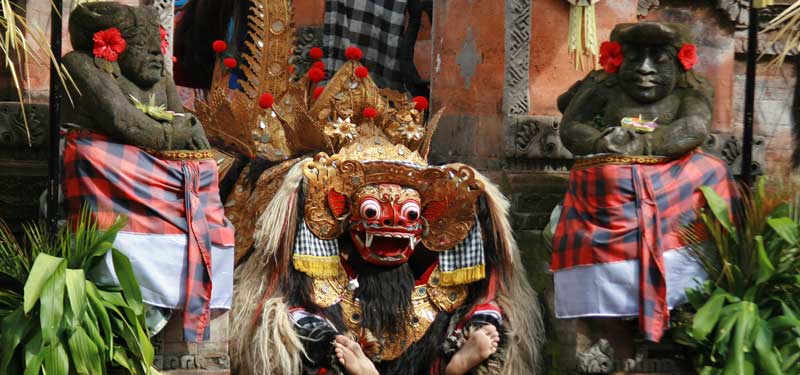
[
  {"left": 577, "top": 339, "right": 614, "bottom": 374},
  {"left": 293, "top": 26, "right": 324, "bottom": 77},
  {"left": 504, "top": 115, "right": 573, "bottom": 159},
  {"left": 141, "top": 0, "right": 175, "bottom": 74},
  {"left": 702, "top": 132, "right": 766, "bottom": 176},
  {"left": 503, "top": 0, "right": 531, "bottom": 115}
]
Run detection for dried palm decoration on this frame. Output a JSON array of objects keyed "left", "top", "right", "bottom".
[
  {"left": 0, "top": 0, "right": 81, "bottom": 146},
  {"left": 567, "top": 0, "right": 599, "bottom": 71},
  {"left": 761, "top": 0, "right": 800, "bottom": 69}
]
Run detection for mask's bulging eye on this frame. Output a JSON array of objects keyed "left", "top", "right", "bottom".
[
  {"left": 401, "top": 202, "right": 421, "bottom": 221},
  {"left": 360, "top": 199, "right": 381, "bottom": 220}
]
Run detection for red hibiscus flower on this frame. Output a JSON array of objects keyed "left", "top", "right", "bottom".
[
  {"left": 160, "top": 26, "right": 169, "bottom": 55},
  {"left": 678, "top": 44, "right": 697, "bottom": 71},
  {"left": 93, "top": 27, "right": 126, "bottom": 62},
  {"left": 599, "top": 41, "right": 623, "bottom": 74}
]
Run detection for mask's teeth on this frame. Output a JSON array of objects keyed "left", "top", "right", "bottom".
[
  {"left": 409, "top": 236, "right": 416, "bottom": 249},
  {"left": 366, "top": 232, "right": 374, "bottom": 247}
]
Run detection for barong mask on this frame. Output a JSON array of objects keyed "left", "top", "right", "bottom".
[{"left": 339, "top": 184, "right": 422, "bottom": 266}]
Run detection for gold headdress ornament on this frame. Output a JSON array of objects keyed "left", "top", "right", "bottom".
[{"left": 195, "top": 0, "right": 485, "bottom": 251}]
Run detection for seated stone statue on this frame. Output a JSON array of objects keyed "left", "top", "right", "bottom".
[
  {"left": 60, "top": 2, "right": 234, "bottom": 342},
  {"left": 550, "top": 22, "right": 738, "bottom": 342}
]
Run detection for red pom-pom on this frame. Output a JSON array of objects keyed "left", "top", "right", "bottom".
[
  {"left": 313, "top": 86, "right": 325, "bottom": 99},
  {"left": 362, "top": 107, "right": 378, "bottom": 119},
  {"left": 345, "top": 46, "right": 363, "bottom": 60},
  {"left": 212, "top": 40, "right": 227, "bottom": 53},
  {"left": 312, "top": 61, "right": 326, "bottom": 71},
  {"left": 412, "top": 96, "right": 429, "bottom": 111},
  {"left": 309, "top": 47, "right": 324, "bottom": 60},
  {"left": 678, "top": 44, "right": 698, "bottom": 71},
  {"left": 354, "top": 66, "right": 369, "bottom": 79},
  {"left": 223, "top": 57, "right": 238, "bottom": 69},
  {"left": 258, "top": 93, "right": 274, "bottom": 109},
  {"left": 288, "top": 65, "right": 296, "bottom": 75},
  {"left": 308, "top": 67, "right": 325, "bottom": 82}
]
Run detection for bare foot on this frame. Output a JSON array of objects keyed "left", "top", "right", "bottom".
[
  {"left": 445, "top": 325, "right": 501, "bottom": 375},
  {"left": 334, "top": 335, "right": 379, "bottom": 375}
]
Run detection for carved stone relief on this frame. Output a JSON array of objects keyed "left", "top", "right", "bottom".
[
  {"left": 504, "top": 115, "right": 573, "bottom": 160},
  {"left": 503, "top": 0, "right": 531, "bottom": 115},
  {"left": 0, "top": 103, "right": 48, "bottom": 149},
  {"left": 293, "top": 26, "right": 324, "bottom": 77},
  {"left": 638, "top": 0, "right": 755, "bottom": 28},
  {"left": 577, "top": 339, "right": 614, "bottom": 374},
  {"left": 703, "top": 132, "right": 766, "bottom": 176}
]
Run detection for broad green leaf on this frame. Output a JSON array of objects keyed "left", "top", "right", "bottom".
[
  {"left": 767, "top": 217, "right": 799, "bottom": 245},
  {"left": 700, "top": 186, "right": 735, "bottom": 235},
  {"left": 39, "top": 261, "right": 66, "bottom": 345},
  {"left": 65, "top": 269, "right": 87, "bottom": 325},
  {"left": 85, "top": 282, "right": 113, "bottom": 358},
  {"left": 754, "top": 320, "right": 782, "bottom": 375},
  {"left": 23, "top": 330, "right": 42, "bottom": 370},
  {"left": 755, "top": 236, "right": 776, "bottom": 285},
  {"left": 67, "top": 326, "right": 102, "bottom": 375},
  {"left": 111, "top": 248, "right": 143, "bottom": 314},
  {"left": 0, "top": 307, "right": 33, "bottom": 372},
  {"left": 23, "top": 254, "right": 64, "bottom": 313},
  {"left": 98, "top": 289, "right": 128, "bottom": 308},
  {"left": 726, "top": 303, "right": 757, "bottom": 375},
  {"left": 112, "top": 345, "right": 134, "bottom": 372},
  {"left": 692, "top": 288, "right": 728, "bottom": 341},
  {"left": 41, "top": 342, "right": 69, "bottom": 375},
  {"left": 22, "top": 352, "right": 43, "bottom": 375}
]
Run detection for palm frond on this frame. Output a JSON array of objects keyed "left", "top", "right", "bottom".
[{"left": 763, "top": 0, "right": 800, "bottom": 69}]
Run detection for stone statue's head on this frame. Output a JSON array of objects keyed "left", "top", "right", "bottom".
[
  {"left": 610, "top": 22, "right": 693, "bottom": 103},
  {"left": 69, "top": 2, "right": 164, "bottom": 87}
]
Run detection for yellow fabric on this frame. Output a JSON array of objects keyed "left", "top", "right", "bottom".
[
  {"left": 293, "top": 254, "right": 342, "bottom": 278},
  {"left": 440, "top": 264, "right": 486, "bottom": 286}
]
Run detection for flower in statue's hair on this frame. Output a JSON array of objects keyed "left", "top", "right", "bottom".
[
  {"left": 172, "top": 56, "right": 177, "bottom": 63},
  {"left": 412, "top": 96, "right": 429, "bottom": 111},
  {"left": 345, "top": 46, "right": 363, "bottom": 60},
  {"left": 259, "top": 93, "right": 274, "bottom": 109},
  {"left": 363, "top": 107, "right": 378, "bottom": 119},
  {"left": 309, "top": 47, "right": 324, "bottom": 60},
  {"left": 93, "top": 27, "right": 126, "bottom": 62},
  {"left": 678, "top": 44, "right": 698, "bottom": 71},
  {"left": 308, "top": 67, "right": 325, "bottom": 82},
  {"left": 212, "top": 40, "right": 227, "bottom": 53},
  {"left": 159, "top": 26, "right": 169, "bottom": 55},
  {"left": 223, "top": 57, "right": 238, "bottom": 69},
  {"left": 354, "top": 66, "right": 369, "bottom": 79},
  {"left": 314, "top": 86, "right": 325, "bottom": 99},
  {"left": 599, "top": 41, "right": 623, "bottom": 74},
  {"left": 312, "top": 61, "right": 326, "bottom": 71}
]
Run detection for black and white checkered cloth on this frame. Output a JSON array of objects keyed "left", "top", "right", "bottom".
[
  {"left": 323, "top": 0, "right": 408, "bottom": 90},
  {"left": 439, "top": 221, "right": 485, "bottom": 275},
  {"left": 294, "top": 219, "right": 340, "bottom": 257}
]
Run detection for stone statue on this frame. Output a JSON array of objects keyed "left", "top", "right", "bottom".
[
  {"left": 559, "top": 22, "right": 712, "bottom": 157},
  {"left": 61, "top": 2, "right": 234, "bottom": 344},
  {"left": 550, "top": 22, "right": 737, "bottom": 343},
  {"left": 62, "top": 2, "right": 209, "bottom": 150}
]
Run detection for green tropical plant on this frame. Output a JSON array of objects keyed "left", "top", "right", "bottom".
[
  {"left": 0, "top": 208, "right": 160, "bottom": 374},
  {"left": 672, "top": 177, "right": 800, "bottom": 375}
]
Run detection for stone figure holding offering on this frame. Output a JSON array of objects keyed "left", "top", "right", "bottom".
[
  {"left": 62, "top": 2, "right": 209, "bottom": 150},
  {"left": 61, "top": 2, "right": 234, "bottom": 343},
  {"left": 550, "top": 22, "right": 737, "bottom": 342}
]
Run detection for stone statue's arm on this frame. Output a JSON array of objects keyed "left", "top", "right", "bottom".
[
  {"left": 645, "top": 89, "right": 711, "bottom": 157},
  {"left": 164, "top": 72, "right": 210, "bottom": 149},
  {"left": 63, "top": 52, "right": 193, "bottom": 150},
  {"left": 559, "top": 85, "right": 610, "bottom": 156}
]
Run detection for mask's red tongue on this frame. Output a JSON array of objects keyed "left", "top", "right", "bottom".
[{"left": 370, "top": 236, "right": 408, "bottom": 257}]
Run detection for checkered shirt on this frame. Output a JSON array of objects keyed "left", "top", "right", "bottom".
[
  {"left": 440, "top": 221, "right": 485, "bottom": 276},
  {"left": 294, "top": 219, "right": 340, "bottom": 257},
  {"left": 323, "top": 0, "right": 407, "bottom": 90},
  {"left": 551, "top": 150, "right": 737, "bottom": 342},
  {"left": 62, "top": 131, "right": 235, "bottom": 342}
]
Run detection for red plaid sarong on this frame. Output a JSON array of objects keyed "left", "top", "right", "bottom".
[
  {"left": 62, "top": 131, "right": 234, "bottom": 342},
  {"left": 551, "top": 150, "right": 736, "bottom": 342}
]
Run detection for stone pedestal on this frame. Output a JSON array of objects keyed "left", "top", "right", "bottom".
[{"left": 152, "top": 311, "right": 231, "bottom": 374}]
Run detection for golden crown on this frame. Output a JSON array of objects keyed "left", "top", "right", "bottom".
[{"left": 193, "top": 0, "right": 442, "bottom": 165}]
